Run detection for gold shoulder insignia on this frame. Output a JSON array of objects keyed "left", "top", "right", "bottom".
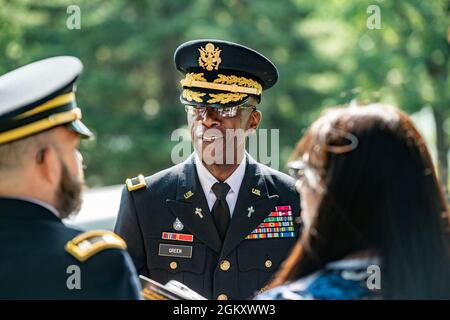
[
  {"left": 125, "top": 174, "right": 146, "bottom": 191},
  {"left": 65, "top": 230, "right": 127, "bottom": 262}
]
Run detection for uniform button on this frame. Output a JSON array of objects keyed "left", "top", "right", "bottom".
[
  {"left": 220, "top": 260, "right": 231, "bottom": 271},
  {"left": 264, "top": 259, "right": 273, "bottom": 268},
  {"left": 170, "top": 261, "right": 178, "bottom": 270},
  {"left": 217, "top": 294, "right": 228, "bottom": 300}
]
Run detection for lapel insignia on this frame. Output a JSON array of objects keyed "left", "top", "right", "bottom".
[
  {"left": 195, "top": 207, "right": 204, "bottom": 219},
  {"left": 183, "top": 190, "right": 194, "bottom": 199},
  {"left": 251, "top": 188, "right": 261, "bottom": 196},
  {"left": 247, "top": 206, "right": 255, "bottom": 218},
  {"left": 173, "top": 218, "right": 184, "bottom": 231}
]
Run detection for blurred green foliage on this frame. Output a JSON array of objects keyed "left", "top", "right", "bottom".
[{"left": 0, "top": 0, "right": 449, "bottom": 187}]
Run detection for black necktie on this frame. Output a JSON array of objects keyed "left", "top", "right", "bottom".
[{"left": 211, "top": 182, "right": 231, "bottom": 241}]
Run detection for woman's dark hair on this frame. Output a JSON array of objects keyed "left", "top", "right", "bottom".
[{"left": 270, "top": 104, "right": 450, "bottom": 299}]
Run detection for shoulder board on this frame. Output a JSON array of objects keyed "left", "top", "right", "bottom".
[
  {"left": 65, "top": 230, "right": 127, "bottom": 262},
  {"left": 125, "top": 174, "right": 146, "bottom": 191}
]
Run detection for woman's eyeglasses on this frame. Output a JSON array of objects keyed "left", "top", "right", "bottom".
[
  {"left": 288, "top": 159, "right": 325, "bottom": 193},
  {"left": 185, "top": 105, "right": 256, "bottom": 119}
]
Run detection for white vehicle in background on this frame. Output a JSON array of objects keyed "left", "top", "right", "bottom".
[{"left": 64, "top": 185, "right": 123, "bottom": 231}]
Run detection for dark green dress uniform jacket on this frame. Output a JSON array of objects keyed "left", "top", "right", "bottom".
[
  {"left": 115, "top": 154, "right": 301, "bottom": 300},
  {"left": 0, "top": 198, "right": 141, "bottom": 299}
]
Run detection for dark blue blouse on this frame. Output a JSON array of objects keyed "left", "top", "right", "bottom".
[{"left": 256, "top": 258, "right": 382, "bottom": 300}]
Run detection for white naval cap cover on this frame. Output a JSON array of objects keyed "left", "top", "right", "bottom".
[{"left": 0, "top": 56, "right": 93, "bottom": 145}]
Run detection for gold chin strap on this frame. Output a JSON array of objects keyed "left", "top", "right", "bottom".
[{"left": 0, "top": 108, "right": 82, "bottom": 145}]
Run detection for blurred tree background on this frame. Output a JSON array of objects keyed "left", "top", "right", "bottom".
[{"left": 1, "top": 0, "right": 449, "bottom": 191}]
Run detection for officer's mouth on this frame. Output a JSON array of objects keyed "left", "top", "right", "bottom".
[
  {"left": 203, "top": 135, "right": 223, "bottom": 143},
  {"left": 197, "top": 133, "right": 224, "bottom": 143}
]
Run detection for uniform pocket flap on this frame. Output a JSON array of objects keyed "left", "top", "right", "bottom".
[{"left": 237, "top": 238, "right": 295, "bottom": 272}]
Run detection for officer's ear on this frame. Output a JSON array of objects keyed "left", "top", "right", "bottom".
[
  {"left": 247, "top": 109, "right": 261, "bottom": 133},
  {"left": 35, "top": 145, "right": 61, "bottom": 186}
]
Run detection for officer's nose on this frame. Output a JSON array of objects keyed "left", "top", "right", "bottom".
[{"left": 201, "top": 108, "right": 221, "bottom": 128}]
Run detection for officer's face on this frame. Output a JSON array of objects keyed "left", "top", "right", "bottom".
[
  {"left": 49, "top": 127, "right": 85, "bottom": 218},
  {"left": 187, "top": 101, "right": 260, "bottom": 166},
  {"left": 54, "top": 127, "right": 85, "bottom": 183}
]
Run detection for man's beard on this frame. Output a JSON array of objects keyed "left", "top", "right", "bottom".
[{"left": 55, "top": 162, "right": 83, "bottom": 219}]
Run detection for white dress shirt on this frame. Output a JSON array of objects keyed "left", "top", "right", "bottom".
[{"left": 194, "top": 153, "right": 247, "bottom": 217}]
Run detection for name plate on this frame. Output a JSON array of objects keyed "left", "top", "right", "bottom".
[{"left": 158, "top": 244, "right": 193, "bottom": 258}]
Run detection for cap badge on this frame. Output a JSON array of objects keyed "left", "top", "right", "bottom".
[{"left": 198, "top": 43, "right": 222, "bottom": 71}]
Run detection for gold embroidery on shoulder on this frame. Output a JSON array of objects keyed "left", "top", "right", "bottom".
[{"left": 65, "top": 230, "right": 127, "bottom": 262}]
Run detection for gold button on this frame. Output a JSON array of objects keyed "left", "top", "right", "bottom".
[
  {"left": 217, "top": 294, "right": 228, "bottom": 300},
  {"left": 264, "top": 259, "right": 273, "bottom": 268},
  {"left": 220, "top": 260, "right": 231, "bottom": 271},
  {"left": 170, "top": 261, "right": 178, "bottom": 270}
]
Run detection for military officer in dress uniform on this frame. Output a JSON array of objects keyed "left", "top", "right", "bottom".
[
  {"left": 0, "top": 56, "right": 140, "bottom": 299},
  {"left": 115, "top": 40, "right": 301, "bottom": 300}
]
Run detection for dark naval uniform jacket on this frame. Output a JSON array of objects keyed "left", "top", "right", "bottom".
[
  {"left": 0, "top": 197, "right": 141, "bottom": 299},
  {"left": 115, "top": 154, "right": 301, "bottom": 300}
]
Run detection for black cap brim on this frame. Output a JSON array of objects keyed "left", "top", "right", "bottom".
[{"left": 67, "top": 120, "right": 94, "bottom": 139}]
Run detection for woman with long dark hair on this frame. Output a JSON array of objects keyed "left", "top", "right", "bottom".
[{"left": 257, "top": 104, "right": 450, "bottom": 299}]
